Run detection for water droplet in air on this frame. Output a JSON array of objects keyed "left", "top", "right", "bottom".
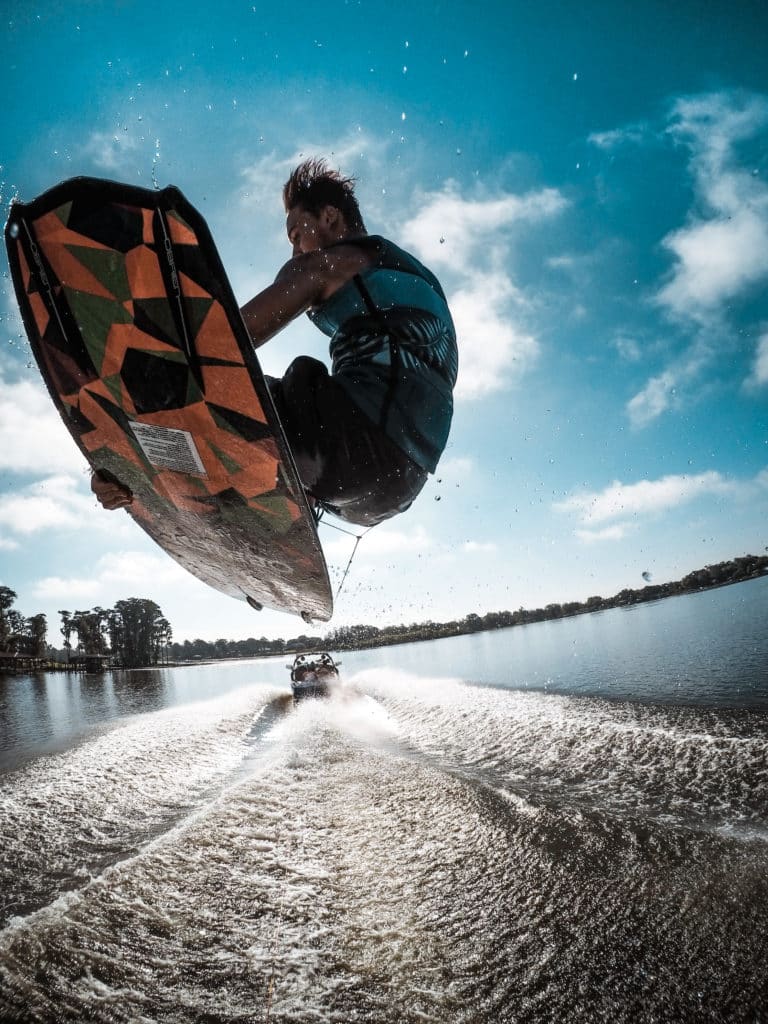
[
  {"left": 401, "top": 112, "right": 406, "bottom": 121},
  {"left": 8, "top": 222, "right": 19, "bottom": 239},
  {"left": 434, "top": 495, "right": 441, "bottom": 501},
  {"left": 439, "top": 237, "right": 445, "bottom": 244}
]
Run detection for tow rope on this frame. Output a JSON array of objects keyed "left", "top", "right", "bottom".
[{"left": 315, "top": 512, "right": 373, "bottom": 601}]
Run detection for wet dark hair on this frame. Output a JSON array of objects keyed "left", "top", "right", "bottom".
[{"left": 282, "top": 157, "right": 366, "bottom": 234}]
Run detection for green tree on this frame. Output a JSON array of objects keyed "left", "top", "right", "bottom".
[
  {"left": 26, "top": 614, "right": 48, "bottom": 658},
  {"left": 110, "top": 598, "right": 169, "bottom": 668},
  {"left": 70, "top": 608, "right": 109, "bottom": 656},
  {"left": 58, "top": 610, "right": 74, "bottom": 656},
  {"left": 0, "top": 586, "right": 17, "bottom": 651},
  {"left": 6, "top": 609, "right": 25, "bottom": 653}
]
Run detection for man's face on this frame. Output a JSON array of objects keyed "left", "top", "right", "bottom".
[{"left": 286, "top": 205, "right": 336, "bottom": 257}]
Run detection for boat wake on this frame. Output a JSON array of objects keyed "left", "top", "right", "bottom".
[{"left": 1, "top": 668, "right": 767, "bottom": 1023}]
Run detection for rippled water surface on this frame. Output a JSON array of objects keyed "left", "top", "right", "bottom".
[{"left": 1, "top": 581, "right": 767, "bottom": 1022}]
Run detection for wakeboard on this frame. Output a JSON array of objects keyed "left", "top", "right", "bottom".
[{"left": 4, "top": 176, "right": 332, "bottom": 622}]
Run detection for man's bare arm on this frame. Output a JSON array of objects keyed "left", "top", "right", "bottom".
[
  {"left": 240, "top": 246, "right": 374, "bottom": 349},
  {"left": 240, "top": 254, "right": 325, "bottom": 348}
]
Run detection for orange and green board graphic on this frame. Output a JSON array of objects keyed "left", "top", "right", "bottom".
[{"left": 5, "top": 177, "right": 332, "bottom": 622}]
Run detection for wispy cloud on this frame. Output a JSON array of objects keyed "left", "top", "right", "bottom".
[
  {"left": 626, "top": 368, "right": 680, "bottom": 428},
  {"left": 0, "top": 473, "right": 135, "bottom": 541},
  {"left": 622, "top": 90, "right": 768, "bottom": 427},
  {"left": 554, "top": 468, "right": 758, "bottom": 541},
  {"left": 0, "top": 474, "right": 94, "bottom": 534},
  {"left": 0, "top": 370, "right": 85, "bottom": 475},
  {"left": 588, "top": 123, "right": 649, "bottom": 150},
  {"left": 32, "top": 549, "right": 188, "bottom": 601},
  {"left": 657, "top": 92, "right": 768, "bottom": 321},
  {"left": 81, "top": 130, "right": 142, "bottom": 173}
]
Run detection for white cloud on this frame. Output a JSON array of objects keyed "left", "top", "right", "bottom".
[
  {"left": 96, "top": 550, "right": 189, "bottom": 586},
  {"left": 32, "top": 549, "right": 188, "bottom": 602},
  {"left": 32, "top": 576, "right": 103, "bottom": 601},
  {"left": 658, "top": 209, "right": 768, "bottom": 318},
  {"left": 607, "top": 90, "right": 768, "bottom": 427},
  {"left": 0, "top": 372, "right": 86, "bottom": 475},
  {"left": 555, "top": 470, "right": 737, "bottom": 535},
  {"left": 0, "top": 474, "right": 93, "bottom": 534},
  {"left": 0, "top": 473, "right": 135, "bottom": 541},
  {"left": 626, "top": 369, "right": 679, "bottom": 428},
  {"left": 657, "top": 92, "right": 768, "bottom": 321},
  {"left": 449, "top": 273, "right": 539, "bottom": 399},
  {"left": 401, "top": 184, "right": 566, "bottom": 272},
  {"left": 400, "top": 183, "right": 567, "bottom": 400},
  {"left": 745, "top": 331, "right": 768, "bottom": 389}
]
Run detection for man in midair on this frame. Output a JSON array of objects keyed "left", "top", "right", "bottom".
[{"left": 94, "top": 158, "right": 458, "bottom": 526}]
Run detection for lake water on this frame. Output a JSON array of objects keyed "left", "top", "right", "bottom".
[{"left": 1, "top": 578, "right": 767, "bottom": 1022}]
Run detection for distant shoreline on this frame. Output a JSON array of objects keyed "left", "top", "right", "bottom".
[
  {"left": 131, "top": 557, "right": 768, "bottom": 666},
  {"left": 4, "top": 555, "right": 766, "bottom": 675}
]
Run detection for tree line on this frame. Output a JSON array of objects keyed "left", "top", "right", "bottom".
[
  {"left": 58, "top": 599, "right": 172, "bottom": 667},
  {"left": 0, "top": 588, "right": 171, "bottom": 669},
  {"left": 4, "top": 553, "right": 765, "bottom": 669}
]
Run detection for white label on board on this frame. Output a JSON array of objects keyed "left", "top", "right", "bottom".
[{"left": 130, "top": 422, "right": 207, "bottom": 476}]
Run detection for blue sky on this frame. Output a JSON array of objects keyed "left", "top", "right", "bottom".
[{"left": 1, "top": 0, "right": 767, "bottom": 643}]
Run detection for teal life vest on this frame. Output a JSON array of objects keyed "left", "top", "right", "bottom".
[{"left": 307, "top": 235, "right": 458, "bottom": 473}]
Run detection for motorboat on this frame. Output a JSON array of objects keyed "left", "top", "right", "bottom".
[{"left": 287, "top": 652, "right": 341, "bottom": 701}]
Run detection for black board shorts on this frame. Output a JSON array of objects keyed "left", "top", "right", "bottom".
[{"left": 268, "top": 356, "right": 427, "bottom": 527}]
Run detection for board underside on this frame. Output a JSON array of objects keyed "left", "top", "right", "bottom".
[{"left": 5, "top": 177, "right": 332, "bottom": 622}]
